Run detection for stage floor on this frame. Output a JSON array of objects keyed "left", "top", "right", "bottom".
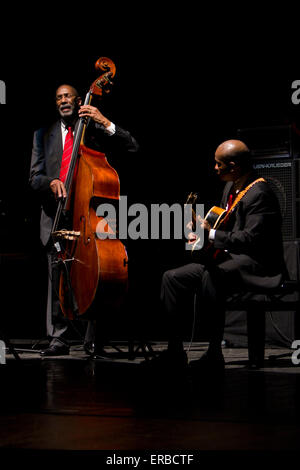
[{"left": 0, "top": 341, "right": 300, "bottom": 462}]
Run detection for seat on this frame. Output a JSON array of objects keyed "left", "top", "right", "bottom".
[{"left": 224, "top": 280, "right": 300, "bottom": 367}]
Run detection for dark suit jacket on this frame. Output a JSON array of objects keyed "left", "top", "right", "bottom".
[
  {"left": 29, "top": 119, "right": 139, "bottom": 245},
  {"left": 212, "top": 172, "right": 285, "bottom": 291}
]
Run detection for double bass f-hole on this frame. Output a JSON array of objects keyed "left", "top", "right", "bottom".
[{"left": 80, "top": 215, "right": 90, "bottom": 245}]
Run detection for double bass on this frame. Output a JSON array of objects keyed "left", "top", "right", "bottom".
[{"left": 52, "top": 57, "right": 128, "bottom": 320}]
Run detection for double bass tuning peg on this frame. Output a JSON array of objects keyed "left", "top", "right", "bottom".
[
  {"left": 92, "top": 58, "right": 116, "bottom": 97},
  {"left": 95, "top": 74, "right": 114, "bottom": 93}
]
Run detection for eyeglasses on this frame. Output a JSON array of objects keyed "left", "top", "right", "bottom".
[{"left": 55, "top": 93, "right": 77, "bottom": 103}]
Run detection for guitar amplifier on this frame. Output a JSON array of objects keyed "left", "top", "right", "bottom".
[
  {"left": 237, "top": 126, "right": 300, "bottom": 241},
  {"left": 251, "top": 156, "right": 300, "bottom": 241}
]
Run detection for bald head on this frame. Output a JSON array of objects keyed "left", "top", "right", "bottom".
[
  {"left": 216, "top": 139, "right": 250, "bottom": 162},
  {"left": 214, "top": 139, "right": 252, "bottom": 182}
]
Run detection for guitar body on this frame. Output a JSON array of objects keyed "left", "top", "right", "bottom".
[{"left": 205, "top": 206, "right": 227, "bottom": 229}]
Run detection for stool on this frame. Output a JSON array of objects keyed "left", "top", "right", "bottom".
[{"left": 225, "top": 280, "right": 300, "bottom": 368}]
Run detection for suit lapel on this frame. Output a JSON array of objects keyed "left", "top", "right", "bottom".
[
  {"left": 51, "top": 120, "right": 63, "bottom": 162},
  {"left": 46, "top": 121, "right": 63, "bottom": 176},
  {"left": 221, "top": 182, "right": 233, "bottom": 208}
]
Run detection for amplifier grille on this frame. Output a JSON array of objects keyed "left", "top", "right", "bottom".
[{"left": 252, "top": 158, "right": 296, "bottom": 241}]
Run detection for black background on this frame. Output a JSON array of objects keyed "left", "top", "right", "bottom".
[{"left": 0, "top": 14, "right": 298, "bottom": 341}]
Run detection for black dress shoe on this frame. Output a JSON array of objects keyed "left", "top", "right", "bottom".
[
  {"left": 140, "top": 349, "right": 188, "bottom": 371},
  {"left": 84, "top": 341, "right": 96, "bottom": 355},
  {"left": 40, "top": 344, "right": 69, "bottom": 356},
  {"left": 189, "top": 351, "right": 225, "bottom": 372},
  {"left": 84, "top": 342, "right": 109, "bottom": 360}
]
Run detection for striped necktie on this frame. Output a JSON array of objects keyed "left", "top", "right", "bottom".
[{"left": 59, "top": 126, "right": 73, "bottom": 183}]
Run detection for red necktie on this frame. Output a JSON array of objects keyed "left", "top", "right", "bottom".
[
  {"left": 59, "top": 126, "right": 73, "bottom": 183},
  {"left": 227, "top": 193, "right": 233, "bottom": 211}
]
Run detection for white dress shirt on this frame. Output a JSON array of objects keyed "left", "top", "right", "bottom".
[{"left": 60, "top": 120, "right": 116, "bottom": 147}]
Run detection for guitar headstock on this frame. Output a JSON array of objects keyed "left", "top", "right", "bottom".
[{"left": 185, "top": 192, "right": 198, "bottom": 205}]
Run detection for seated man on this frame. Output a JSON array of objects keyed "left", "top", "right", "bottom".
[{"left": 158, "top": 139, "right": 285, "bottom": 371}]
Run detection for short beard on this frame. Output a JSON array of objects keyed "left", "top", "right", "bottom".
[{"left": 58, "top": 103, "right": 78, "bottom": 123}]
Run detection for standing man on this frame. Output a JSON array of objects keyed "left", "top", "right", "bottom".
[
  {"left": 155, "top": 139, "right": 285, "bottom": 371},
  {"left": 30, "top": 84, "right": 139, "bottom": 356}
]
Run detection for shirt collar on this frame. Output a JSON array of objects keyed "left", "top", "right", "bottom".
[{"left": 60, "top": 120, "right": 75, "bottom": 132}]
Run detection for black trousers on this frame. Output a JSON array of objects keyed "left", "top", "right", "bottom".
[
  {"left": 46, "top": 245, "right": 69, "bottom": 345},
  {"left": 46, "top": 244, "right": 93, "bottom": 347},
  {"left": 160, "top": 261, "right": 242, "bottom": 352}
]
